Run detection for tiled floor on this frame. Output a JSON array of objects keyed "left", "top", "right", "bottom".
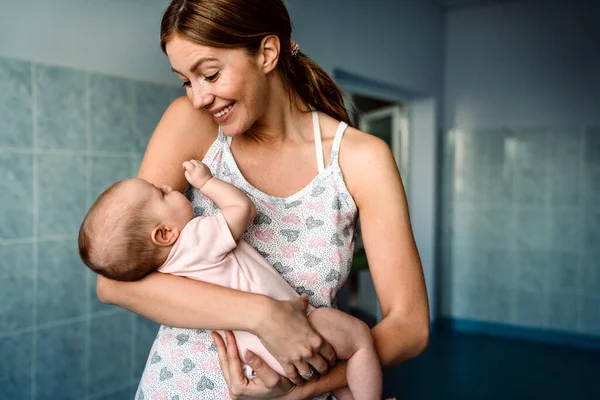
[{"left": 382, "top": 331, "right": 600, "bottom": 400}]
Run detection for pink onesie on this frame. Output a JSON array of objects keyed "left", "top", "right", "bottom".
[{"left": 158, "top": 213, "right": 313, "bottom": 377}]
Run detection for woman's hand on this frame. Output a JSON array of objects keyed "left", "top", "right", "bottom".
[
  {"left": 253, "top": 295, "right": 337, "bottom": 385},
  {"left": 212, "top": 331, "right": 300, "bottom": 399}
]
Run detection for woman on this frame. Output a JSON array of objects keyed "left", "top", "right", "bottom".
[{"left": 96, "top": 0, "right": 430, "bottom": 398}]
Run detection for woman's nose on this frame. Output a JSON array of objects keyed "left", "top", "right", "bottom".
[{"left": 190, "top": 83, "right": 215, "bottom": 110}]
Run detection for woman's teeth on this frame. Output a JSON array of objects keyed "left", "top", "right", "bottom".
[{"left": 214, "top": 104, "right": 232, "bottom": 118}]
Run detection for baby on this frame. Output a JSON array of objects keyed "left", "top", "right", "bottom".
[{"left": 78, "top": 160, "right": 382, "bottom": 400}]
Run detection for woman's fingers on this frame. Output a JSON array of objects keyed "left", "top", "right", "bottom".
[
  {"left": 244, "top": 350, "right": 285, "bottom": 389},
  {"left": 211, "top": 332, "right": 230, "bottom": 383},
  {"left": 317, "top": 338, "right": 337, "bottom": 367},
  {"left": 280, "top": 362, "right": 303, "bottom": 386},
  {"left": 305, "top": 354, "right": 329, "bottom": 376},
  {"left": 224, "top": 331, "right": 247, "bottom": 384},
  {"left": 294, "top": 360, "right": 319, "bottom": 381}
]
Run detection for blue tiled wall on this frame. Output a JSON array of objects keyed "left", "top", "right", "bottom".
[
  {"left": 0, "top": 57, "right": 181, "bottom": 399},
  {"left": 440, "top": 126, "right": 600, "bottom": 336}
]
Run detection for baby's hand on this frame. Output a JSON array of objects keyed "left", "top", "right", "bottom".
[{"left": 183, "top": 160, "right": 212, "bottom": 189}]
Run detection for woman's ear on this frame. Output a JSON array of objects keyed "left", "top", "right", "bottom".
[
  {"left": 151, "top": 225, "right": 180, "bottom": 247},
  {"left": 257, "top": 35, "right": 280, "bottom": 74}
]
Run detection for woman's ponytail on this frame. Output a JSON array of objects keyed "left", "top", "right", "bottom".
[{"left": 288, "top": 52, "right": 351, "bottom": 126}]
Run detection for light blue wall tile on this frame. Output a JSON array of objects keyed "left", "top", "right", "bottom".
[
  {"left": 516, "top": 250, "right": 549, "bottom": 292},
  {"left": 486, "top": 286, "right": 514, "bottom": 323},
  {"left": 547, "top": 292, "right": 578, "bottom": 332},
  {"left": 514, "top": 128, "right": 548, "bottom": 167},
  {"left": 35, "top": 321, "right": 86, "bottom": 400},
  {"left": 582, "top": 208, "right": 600, "bottom": 253},
  {"left": 584, "top": 126, "right": 600, "bottom": 167},
  {"left": 483, "top": 164, "right": 514, "bottom": 205},
  {"left": 512, "top": 289, "right": 548, "bottom": 328},
  {"left": 94, "top": 385, "right": 137, "bottom": 400},
  {"left": 38, "top": 154, "right": 86, "bottom": 236},
  {"left": 441, "top": 124, "right": 593, "bottom": 334},
  {"left": 131, "top": 155, "right": 143, "bottom": 177},
  {"left": 133, "top": 82, "right": 180, "bottom": 153},
  {"left": 452, "top": 283, "right": 490, "bottom": 320},
  {"left": 0, "top": 58, "right": 32, "bottom": 148},
  {"left": 0, "top": 244, "right": 34, "bottom": 333},
  {"left": 582, "top": 165, "right": 600, "bottom": 209},
  {"left": 446, "top": 205, "right": 512, "bottom": 249},
  {"left": 0, "top": 331, "right": 32, "bottom": 400},
  {"left": 134, "top": 315, "right": 160, "bottom": 379},
  {"left": 544, "top": 252, "right": 579, "bottom": 293},
  {"left": 548, "top": 127, "right": 583, "bottom": 169},
  {"left": 441, "top": 204, "right": 480, "bottom": 248},
  {"left": 514, "top": 208, "right": 551, "bottom": 251},
  {"left": 90, "top": 156, "right": 133, "bottom": 205},
  {"left": 486, "top": 249, "right": 517, "bottom": 289},
  {"left": 476, "top": 207, "right": 513, "bottom": 249},
  {"left": 514, "top": 163, "right": 548, "bottom": 206},
  {"left": 455, "top": 130, "right": 490, "bottom": 169},
  {"left": 0, "top": 153, "right": 33, "bottom": 240},
  {"left": 36, "top": 65, "right": 86, "bottom": 150},
  {"left": 87, "top": 268, "right": 119, "bottom": 313},
  {"left": 549, "top": 209, "right": 583, "bottom": 252},
  {"left": 580, "top": 253, "right": 600, "bottom": 296},
  {"left": 452, "top": 168, "right": 486, "bottom": 204},
  {"left": 485, "top": 128, "right": 513, "bottom": 167},
  {"left": 447, "top": 246, "right": 487, "bottom": 285},
  {"left": 513, "top": 128, "right": 548, "bottom": 206},
  {"left": 37, "top": 240, "right": 86, "bottom": 324},
  {"left": 88, "top": 312, "right": 132, "bottom": 397},
  {"left": 89, "top": 74, "right": 135, "bottom": 152},
  {"left": 548, "top": 166, "right": 581, "bottom": 206},
  {"left": 579, "top": 294, "right": 600, "bottom": 336}
]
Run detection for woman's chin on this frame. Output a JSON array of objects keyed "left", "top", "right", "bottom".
[{"left": 220, "top": 121, "right": 248, "bottom": 138}]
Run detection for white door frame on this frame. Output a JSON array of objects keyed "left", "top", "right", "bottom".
[{"left": 358, "top": 104, "right": 409, "bottom": 185}]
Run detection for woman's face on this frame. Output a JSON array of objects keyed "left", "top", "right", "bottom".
[{"left": 166, "top": 36, "right": 269, "bottom": 136}]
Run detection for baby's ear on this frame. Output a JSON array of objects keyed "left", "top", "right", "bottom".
[{"left": 151, "top": 226, "right": 180, "bottom": 247}]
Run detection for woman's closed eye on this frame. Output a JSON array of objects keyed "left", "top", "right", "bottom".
[{"left": 203, "top": 72, "right": 219, "bottom": 82}]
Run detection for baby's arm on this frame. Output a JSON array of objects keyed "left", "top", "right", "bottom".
[
  {"left": 308, "top": 308, "right": 383, "bottom": 400},
  {"left": 183, "top": 160, "right": 256, "bottom": 240}
]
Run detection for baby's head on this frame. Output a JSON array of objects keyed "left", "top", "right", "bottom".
[{"left": 78, "top": 178, "right": 194, "bottom": 281}]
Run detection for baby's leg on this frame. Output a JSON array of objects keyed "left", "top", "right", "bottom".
[{"left": 308, "top": 308, "right": 382, "bottom": 400}]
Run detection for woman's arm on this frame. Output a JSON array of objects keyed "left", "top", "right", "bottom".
[
  {"left": 348, "top": 130, "right": 430, "bottom": 366},
  {"left": 286, "top": 128, "right": 430, "bottom": 398},
  {"left": 96, "top": 97, "right": 335, "bottom": 385},
  {"left": 97, "top": 96, "right": 262, "bottom": 329}
]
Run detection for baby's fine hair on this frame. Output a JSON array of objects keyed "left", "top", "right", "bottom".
[{"left": 78, "top": 179, "right": 162, "bottom": 282}]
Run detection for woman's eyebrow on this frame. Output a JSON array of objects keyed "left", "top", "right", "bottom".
[{"left": 171, "top": 57, "right": 219, "bottom": 75}]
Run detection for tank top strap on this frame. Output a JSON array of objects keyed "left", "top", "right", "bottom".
[
  {"left": 330, "top": 121, "right": 349, "bottom": 165},
  {"left": 222, "top": 126, "right": 232, "bottom": 146},
  {"left": 312, "top": 110, "right": 325, "bottom": 173}
]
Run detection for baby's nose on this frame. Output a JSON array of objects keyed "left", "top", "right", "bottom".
[{"left": 161, "top": 185, "right": 173, "bottom": 193}]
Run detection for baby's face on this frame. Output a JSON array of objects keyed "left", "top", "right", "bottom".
[{"left": 126, "top": 179, "right": 194, "bottom": 232}]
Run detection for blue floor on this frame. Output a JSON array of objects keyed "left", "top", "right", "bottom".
[{"left": 382, "top": 331, "right": 600, "bottom": 399}]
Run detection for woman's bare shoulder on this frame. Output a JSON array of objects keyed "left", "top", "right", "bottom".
[
  {"left": 138, "top": 96, "right": 219, "bottom": 190},
  {"left": 337, "top": 125, "right": 401, "bottom": 203},
  {"left": 156, "top": 96, "right": 219, "bottom": 148}
]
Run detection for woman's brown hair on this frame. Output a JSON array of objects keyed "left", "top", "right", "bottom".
[{"left": 160, "top": 0, "right": 351, "bottom": 125}]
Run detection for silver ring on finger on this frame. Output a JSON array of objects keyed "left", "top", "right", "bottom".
[{"left": 299, "top": 367, "right": 315, "bottom": 380}]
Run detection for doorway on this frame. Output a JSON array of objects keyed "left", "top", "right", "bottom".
[{"left": 340, "top": 92, "right": 410, "bottom": 326}]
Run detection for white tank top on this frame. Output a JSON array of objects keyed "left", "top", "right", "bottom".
[{"left": 136, "top": 111, "right": 357, "bottom": 400}]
